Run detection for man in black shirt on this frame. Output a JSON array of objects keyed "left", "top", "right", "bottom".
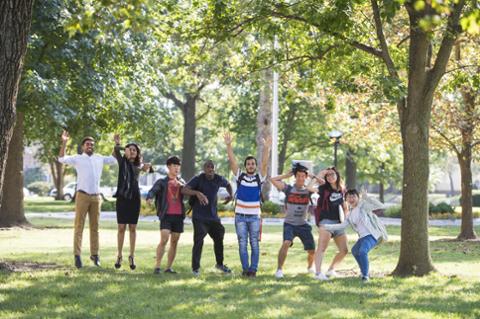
[{"left": 182, "top": 160, "right": 233, "bottom": 276}]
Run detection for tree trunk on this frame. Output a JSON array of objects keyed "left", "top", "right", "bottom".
[
  {"left": 345, "top": 149, "right": 356, "bottom": 189},
  {"left": 278, "top": 105, "right": 297, "bottom": 174},
  {"left": 393, "top": 9, "right": 435, "bottom": 276},
  {"left": 379, "top": 181, "right": 385, "bottom": 203},
  {"left": 0, "top": 112, "right": 28, "bottom": 227},
  {"left": 181, "top": 96, "right": 196, "bottom": 181},
  {"left": 448, "top": 171, "right": 455, "bottom": 197},
  {"left": 256, "top": 69, "right": 273, "bottom": 199},
  {"left": 457, "top": 154, "right": 476, "bottom": 239},
  {"left": 456, "top": 88, "right": 477, "bottom": 240},
  {"left": 0, "top": 0, "right": 34, "bottom": 209},
  {"left": 50, "top": 160, "right": 65, "bottom": 200}
]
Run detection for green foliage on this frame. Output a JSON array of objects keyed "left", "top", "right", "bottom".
[
  {"left": 27, "top": 182, "right": 53, "bottom": 196},
  {"left": 385, "top": 205, "right": 402, "bottom": 218},
  {"left": 429, "top": 202, "right": 455, "bottom": 215},
  {"left": 100, "top": 200, "right": 116, "bottom": 212},
  {"left": 24, "top": 167, "right": 47, "bottom": 186},
  {"left": 261, "top": 200, "right": 282, "bottom": 215}
]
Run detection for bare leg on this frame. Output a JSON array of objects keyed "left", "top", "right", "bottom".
[
  {"left": 314, "top": 229, "right": 332, "bottom": 274},
  {"left": 155, "top": 229, "right": 171, "bottom": 268},
  {"left": 166, "top": 232, "right": 181, "bottom": 269},
  {"left": 277, "top": 240, "right": 291, "bottom": 270},
  {"left": 307, "top": 250, "right": 315, "bottom": 269},
  {"left": 128, "top": 224, "right": 137, "bottom": 257},
  {"left": 327, "top": 234, "right": 348, "bottom": 271},
  {"left": 117, "top": 224, "right": 126, "bottom": 257}
]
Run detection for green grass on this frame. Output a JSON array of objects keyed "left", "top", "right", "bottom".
[{"left": 1, "top": 218, "right": 479, "bottom": 318}]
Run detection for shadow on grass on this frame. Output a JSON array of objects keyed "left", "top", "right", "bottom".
[{"left": 1, "top": 266, "right": 479, "bottom": 318}]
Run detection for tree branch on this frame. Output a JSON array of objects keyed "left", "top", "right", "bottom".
[
  {"left": 370, "top": 0, "right": 399, "bottom": 78},
  {"left": 428, "top": 0, "right": 466, "bottom": 88},
  {"left": 432, "top": 126, "right": 460, "bottom": 155}
]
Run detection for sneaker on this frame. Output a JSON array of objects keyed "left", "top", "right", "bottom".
[
  {"left": 325, "top": 269, "right": 338, "bottom": 278},
  {"left": 215, "top": 264, "right": 232, "bottom": 274},
  {"left": 307, "top": 267, "right": 315, "bottom": 274},
  {"left": 314, "top": 272, "right": 329, "bottom": 281},
  {"left": 74, "top": 255, "right": 82, "bottom": 269},
  {"left": 361, "top": 276, "right": 370, "bottom": 283},
  {"left": 153, "top": 267, "right": 161, "bottom": 275},
  {"left": 241, "top": 270, "right": 249, "bottom": 277},
  {"left": 90, "top": 255, "right": 101, "bottom": 267},
  {"left": 192, "top": 269, "right": 200, "bottom": 277},
  {"left": 275, "top": 269, "right": 284, "bottom": 279},
  {"left": 248, "top": 271, "right": 257, "bottom": 278},
  {"left": 164, "top": 268, "right": 177, "bottom": 274}
]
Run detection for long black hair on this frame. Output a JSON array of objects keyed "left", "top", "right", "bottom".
[{"left": 125, "top": 143, "right": 141, "bottom": 166}]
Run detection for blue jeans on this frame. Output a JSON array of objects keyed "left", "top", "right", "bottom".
[
  {"left": 351, "top": 235, "right": 377, "bottom": 278},
  {"left": 235, "top": 214, "right": 260, "bottom": 272}
]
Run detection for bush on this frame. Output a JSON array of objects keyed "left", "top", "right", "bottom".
[
  {"left": 140, "top": 199, "right": 157, "bottom": 216},
  {"left": 459, "top": 194, "right": 480, "bottom": 207},
  {"left": 261, "top": 201, "right": 282, "bottom": 215},
  {"left": 384, "top": 205, "right": 401, "bottom": 218},
  {"left": 27, "top": 181, "right": 52, "bottom": 196},
  {"left": 101, "top": 200, "right": 116, "bottom": 211},
  {"left": 429, "top": 202, "right": 454, "bottom": 215}
]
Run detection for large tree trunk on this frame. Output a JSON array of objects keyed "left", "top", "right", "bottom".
[
  {"left": 50, "top": 160, "right": 65, "bottom": 200},
  {"left": 0, "top": 112, "right": 28, "bottom": 227},
  {"left": 393, "top": 8, "right": 435, "bottom": 276},
  {"left": 256, "top": 69, "right": 273, "bottom": 199},
  {"left": 0, "top": 0, "right": 34, "bottom": 209},
  {"left": 181, "top": 96, "right": 196, "bottom": 181},
  {"left": 345, "top": 149, "right": 356, "bottom": 189}
]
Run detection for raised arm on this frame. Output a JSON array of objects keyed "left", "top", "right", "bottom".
[
  {"left": 59, "top": 130, "right": 69, "bottom": 158},
  {"left": 260, "top": 135, "right": 272, "bottom": 177},
  {"left": 224, "top": 132, "right": 239, "bottom": 175},
  {"left": 270, "top": 171, "right": 293, "bottom": 191}
]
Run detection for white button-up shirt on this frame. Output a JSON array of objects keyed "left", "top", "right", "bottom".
[{"left": 58, "top": 153, "right": 117, "bottom": 194}]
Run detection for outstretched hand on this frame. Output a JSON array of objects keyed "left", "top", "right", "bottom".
[
  {"left": 114, "top": 134, "right": 120, "bottom": 145},
  {"left": 224, "top": 132, "right": 233, "bottom": 145},
  {"left": 61, "top": 130, "right": 69, "bottom": 142}
]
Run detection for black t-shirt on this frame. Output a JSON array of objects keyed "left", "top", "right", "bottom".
[
  {"left": 317, "top": 184, "right": 344, "bottom": 221},
  {"left": 187, "top": 173, "right": 229, "bottom": 221}
]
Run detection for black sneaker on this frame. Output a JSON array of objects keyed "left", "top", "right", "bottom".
[
  {"left": 74, "top": 255, "right": 82, "bottom": 269},
  {"left": 241, "top": 270, "right": 249, "bottom": 277},
  {"left": 164, "top": 268, "right": 177, "bottom": 274},
  {"left": 248, "top": 271, "right": 257, "bottom": 278},
  {"left": 153, "top": 267, "right": 161, "bottom": 275},
  {"left": 90, "top": 255, "right": 101, "bottom": 267},
  {"left": 215, "top": 264, "right": 232, "bottom": 274}
]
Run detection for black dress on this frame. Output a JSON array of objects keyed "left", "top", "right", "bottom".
[{"left": 113, "top": 146, "right": 142, "bottom": 224}]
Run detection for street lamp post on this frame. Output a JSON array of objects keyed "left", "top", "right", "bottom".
[{"left": 328, "top": 130, "right": 343, "bottom": 167}]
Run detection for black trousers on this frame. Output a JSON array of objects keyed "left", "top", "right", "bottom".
[{"left": 192, "top": 219, "right": 225, "bottom": 271}]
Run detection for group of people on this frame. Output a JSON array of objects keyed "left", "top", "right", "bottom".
[{"left": 59, "top": 130, "right": 387, "bottom": 282}]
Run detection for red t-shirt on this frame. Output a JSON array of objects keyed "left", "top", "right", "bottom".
[{"left": 166, "top": 178, "right": 182, "bottom": 215}]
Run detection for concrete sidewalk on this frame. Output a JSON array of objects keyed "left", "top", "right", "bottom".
[{"left": 26, "top": 212, "right": 480, "bottom": 227}]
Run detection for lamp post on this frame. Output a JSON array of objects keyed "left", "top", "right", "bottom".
[{"left": 328, "top": 130, "right": 343, "bottom": 167}]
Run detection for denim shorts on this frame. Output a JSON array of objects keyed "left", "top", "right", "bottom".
[
  {"left": 283, "top": 223, "right": 315, "bottom": 251},
  {"left": 319, "top": 219, "right": 345, "bottom": 238}
]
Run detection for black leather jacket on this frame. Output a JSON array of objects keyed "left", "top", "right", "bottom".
[{"left": 146, "top": 176, "right": 186, "bottom": 219}]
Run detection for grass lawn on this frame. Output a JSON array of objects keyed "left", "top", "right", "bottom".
[{"left": 1, "top": 218, "right": 479, "bottom": 319}]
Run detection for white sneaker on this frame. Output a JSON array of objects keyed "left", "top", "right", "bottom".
[
  {"left": 307, "top": 267, "right": 315, "bottom": 274},
  {"left": 325, "top": 269, "right": 338, "bottom": 278},
  {"left": 314, "top": 272, "right": 329, "bottom": 281},
  {"left": 275, "top": 269, "right": 284, "bottom": 279}
]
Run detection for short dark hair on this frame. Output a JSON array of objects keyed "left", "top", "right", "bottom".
[
  {"left": 203, "top": 159, "right": 215, "bottom": 168},
  {"left": 166, "top": 155, "right": 181, "bottom": 166},
  {"left": 81, "top": 137, "right": 95, "bottom": 145},
  {"left": 345, "top": 189, "right": 359, "bottom": 197},
  {"left": 244, "top": 156, "right": 257, "bottom": 167},
  {"left": 293, "top": 163, "right": 308, "bottom": 176}
]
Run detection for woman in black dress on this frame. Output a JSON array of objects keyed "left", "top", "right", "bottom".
[{"left": 113, "top": 134, "right": 151, "bottom": 270}]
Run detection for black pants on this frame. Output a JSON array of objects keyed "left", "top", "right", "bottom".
[{"left": 192, "top": 219, "right": 225, "bottom": 271}]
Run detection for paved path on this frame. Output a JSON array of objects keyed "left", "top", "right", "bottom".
[{"left": 26, "top": 212, "right": 480, "bottom": 227}]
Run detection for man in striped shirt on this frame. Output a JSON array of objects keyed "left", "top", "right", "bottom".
[{"left": 224, "top": 132, "right": 271, "bottom": 277}]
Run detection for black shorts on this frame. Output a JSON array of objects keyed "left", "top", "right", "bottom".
[
  {"left": 283, "top": 223, "right": 315, "bottom": 251},
  {"left": 160, "top": 215, "right": 184, "bottom": 233}
]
